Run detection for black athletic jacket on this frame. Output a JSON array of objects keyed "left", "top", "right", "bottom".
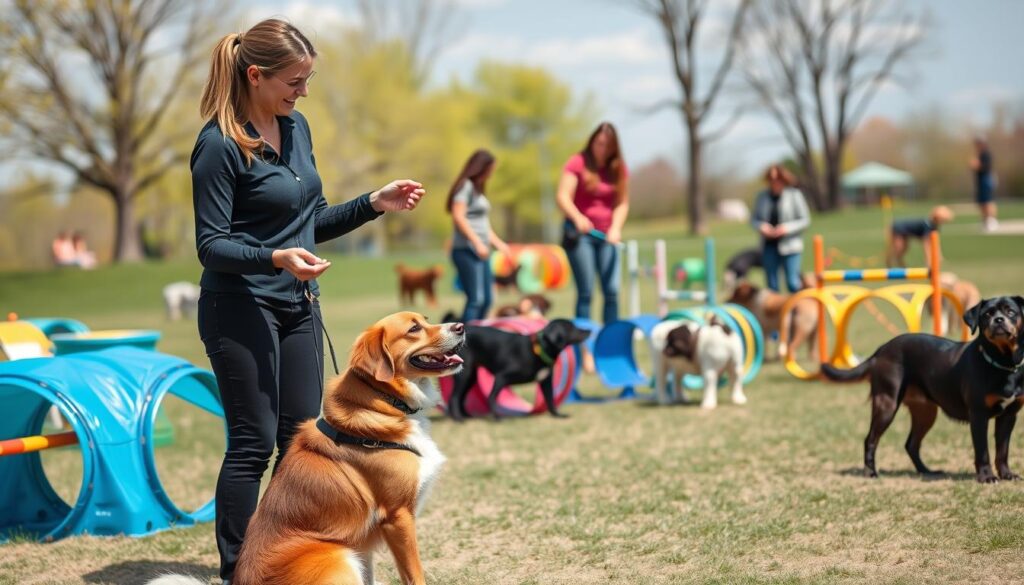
[{"left": 191, "top": 111, "right": 381, "bottom": 302}]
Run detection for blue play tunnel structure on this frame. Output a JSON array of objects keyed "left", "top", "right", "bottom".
[
  {"left": 0, "top": 346, "right": 222, "bottom": 542},
  {"left": 568, "top": 238, "right": 765, "bottom": 401}
]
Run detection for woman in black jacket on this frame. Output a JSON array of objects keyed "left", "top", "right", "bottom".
[{"left": 191, "top": 19, "right": 424, "bottom": 584}]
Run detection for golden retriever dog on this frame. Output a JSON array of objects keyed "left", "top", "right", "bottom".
[
  {"left": 727, "top": 281, "right": 817, "bottom": 360},
  {"left": 151, "top": 312, "right": 465, "bottom": 585}
]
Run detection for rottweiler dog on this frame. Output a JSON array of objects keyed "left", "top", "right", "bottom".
[
  {"left": 822, "top": 296, "right": 1024, "bottom": 482},
  {"left": 447, "top": 319, "right": 591, "bottom": 421}
]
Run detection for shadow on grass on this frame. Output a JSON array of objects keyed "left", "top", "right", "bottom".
[
  {"left": 837, "top": 466, "right": 975, "bottom": 481},
  {"left": 84, "top": 561, "right": 216, "bottom": 585}
]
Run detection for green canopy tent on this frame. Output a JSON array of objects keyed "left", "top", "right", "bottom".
[{"left": 842, "top": 162, "right": 917, "bottom": 205}]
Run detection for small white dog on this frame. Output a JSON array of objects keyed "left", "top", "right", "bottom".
[
  {"left": 650, "top": 316, "right": 746, "bottom": 409},
  {"left": 162, "top": 281, "right": 201, "bottom": 321}
]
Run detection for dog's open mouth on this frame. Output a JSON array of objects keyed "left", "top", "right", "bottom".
[{"left": 411, "top": 350, "right": 464, "bottom": 371}]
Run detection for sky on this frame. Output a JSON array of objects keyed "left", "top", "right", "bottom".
[{"left": 247, "top": 0, "right": 1024, "bottom": 177}]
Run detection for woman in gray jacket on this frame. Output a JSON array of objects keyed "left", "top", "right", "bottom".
[{"left": 750, "top": 165, "right": 811, "bottom": 292}]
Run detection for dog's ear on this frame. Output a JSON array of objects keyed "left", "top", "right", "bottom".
[
  {"left": 1013, "top": 296, "right": 1024, "bottom": 316},
  {"left": 667, "top": 326, "right": 697, "bottom": 360},
  {"left": 352, "top": 326, "right": 395, "bottom": 382},
  {"left": 963, "top": 299, "right": 987, "bottom": 335}
]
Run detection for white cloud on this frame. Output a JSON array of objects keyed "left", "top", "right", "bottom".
[
  {"left": 451, "top": 0, "right": 509, "bottom": 7},
  {"left": 245, "top": 1, "right": 357, "bottom": 37},
  {"left": 950, "top": 85, "right": 1020, "bottom": 107},
  {"left": 449, "top": 28, "right": 663, "bottom": 68}
]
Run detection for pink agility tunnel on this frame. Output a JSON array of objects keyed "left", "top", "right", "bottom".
[{"left": 438, "top": 317, "right": 579, "bottom": 417}]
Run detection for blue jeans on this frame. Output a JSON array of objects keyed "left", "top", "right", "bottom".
[
  {"left": 563, "top": 224, "right": 621, "bottom": 323},
  {"left": 762, "top": 244, "right": 803, "bottom": 293},
  {"left": 451, "top": 247, "right": 493, "bottom": 321}
]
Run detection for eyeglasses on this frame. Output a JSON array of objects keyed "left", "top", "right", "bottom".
[{"left": 261, "top": 68, "right": 316, "bottom": 89}]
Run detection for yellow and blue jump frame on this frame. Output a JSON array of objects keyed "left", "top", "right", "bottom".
[{"left": 782, "top": 231, "right": 967, "bottom": 380}]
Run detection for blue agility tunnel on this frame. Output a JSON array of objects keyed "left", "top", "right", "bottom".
[{"left": 0, "top": 347, "right": 222, "bottom": 542}]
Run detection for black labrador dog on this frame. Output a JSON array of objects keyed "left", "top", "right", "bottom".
[
  {"left": 447, "top": 319, "right": 591, "bottom": 421},
  {"left": 822, "top": 296, "right": 1024, "bottom": 482}
]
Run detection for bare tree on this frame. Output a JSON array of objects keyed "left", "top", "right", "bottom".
[
  {"left": 626, "top": 0, "right": 751, "bottom": 235},
  {"left": 739, "top": 0, "right": 928, "bottom": 210},
  {"left": 0, "top": 0, "right": 222, "bottom": 261},
  {"left": 355, "top": 0, "right": 463, "bottom": 88}
]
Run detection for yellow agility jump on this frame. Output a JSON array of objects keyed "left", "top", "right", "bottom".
[{"left": 781, "top": 231, "right": 969, "bottom": 380}]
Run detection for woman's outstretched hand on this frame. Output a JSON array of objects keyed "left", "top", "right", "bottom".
[
  {"left": 370, "top": 180, "right": 426, "bottom": 213},
  {"left": 272, "top": 247, "right": 331, "bottom": 281}
]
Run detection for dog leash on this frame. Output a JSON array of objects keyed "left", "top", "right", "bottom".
[
  {"left": 315, "top": 417, "right": 421, "bottom": 456},
  {"left": 304, "top": 282, "right": 340, "bottom": 376}
]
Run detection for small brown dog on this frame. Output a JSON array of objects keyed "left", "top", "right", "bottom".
[
  {"left": 493, "top": 294, "right": 552, "bottom": 319},
  {"left": 396, "top": 264, "right": 443, "bottom": 307},
  {"left": 933, "top": 272, "right": 982, "bottom": 336},
  {"left": 727, "top": 281, "right": 818, "bottom": 360}
]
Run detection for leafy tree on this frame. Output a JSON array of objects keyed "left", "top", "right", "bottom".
[
  {"left": 0, "top": 0, "right": 224, "bottom": 261},
  {"left": 470, "top": 61, "right": 597, "bottom": 242}
]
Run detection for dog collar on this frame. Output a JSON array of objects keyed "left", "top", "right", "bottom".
[
  {"left": 351, "top": 370, "right": 422, "bottom": 415},
  {"left": 374, "top": 388, "right": 422, "bottom": 415},
  {"left": 316, "top": 418, "right": 421, "bottom": 456},
  {"left": 979, "top": 346, "right": 1024, "bottom": 373},
  {"left": 530, "top": 334, "right": 556, "bottom": 366}
]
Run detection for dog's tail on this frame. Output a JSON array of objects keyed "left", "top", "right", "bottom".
[
  {"left": 143, "top": 575, "right": 207, "bottom": 585},
  {"left": 820, "top": 358, "right": 873, "bottom": 383}
]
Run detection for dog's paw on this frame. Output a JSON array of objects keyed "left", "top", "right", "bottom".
[
  {"left": 700, "top": 401, "right": 717, "bottom": 410},
  {"left": 999, "top": 471, "right": 1022, "bottom": 481},
  {"left": 865, "top": 467, "right": 879, "bottom": 478},
  {"left": 732, "top": 394, "right": 748, "bottom": 405},
  {"left": 976, "top": 471, "right": 1000, "bottom": 483}
]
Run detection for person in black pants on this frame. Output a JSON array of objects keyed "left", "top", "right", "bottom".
[{"left": 192, "top": 19, "right": 425, "bottom": 584}]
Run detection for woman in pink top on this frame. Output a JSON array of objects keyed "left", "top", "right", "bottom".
[{"left": 556, "top": 122, "right": 630, "bottom": 324}]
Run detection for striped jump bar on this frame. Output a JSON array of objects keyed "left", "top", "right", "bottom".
[
  {"left": 820, "top": 267, "right": 930, "bottom": 283},
  {"left": 0, "top": 431, "right": 78, "bottom": 457}
]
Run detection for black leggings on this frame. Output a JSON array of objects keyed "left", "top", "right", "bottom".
[{"left": 197, "top": 291, "right": 324, "bottom": 580}]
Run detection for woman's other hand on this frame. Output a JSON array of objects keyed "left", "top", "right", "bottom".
[
  {"left": 605, "top": 227, "right": 622, "bottom": 245},
  {"left": 370, "top": 179, "right": 425, "bottom": 212},
  {"left": 573, "top": 215, "right": 594, "bottom": 234},
  {"left": 474, "top": 241, "right": 490, "bottom": 260},
  {"left": 272, "top": 248, "right": 331, "bottom": 281}
]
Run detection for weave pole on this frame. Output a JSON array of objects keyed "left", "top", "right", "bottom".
[
  {"left": 0, "top": 431, "right": 78, "bottom": 457},
  {"left": 930, "top": 230, "right": 942, "bottom": 335}
]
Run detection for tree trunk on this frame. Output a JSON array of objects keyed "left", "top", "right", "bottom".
[
  {"left": 825, "top": 148, "right": 844, "bottom": 210},
  {"left": 113, "top": 189, "right": 145, "bottom": 262},
  {"left": 686, "top": 124, "right": 705, "bottom": 235}
]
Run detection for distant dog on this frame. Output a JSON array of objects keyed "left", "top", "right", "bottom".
[
  {"left": 650, "top": 316, "right": 746, "bottom": 409},
  {"left": 493, "top": 294, "right": 552, "bottom": 319},
  {"left": 726, "top": 281, "right": 817, "bottom": 359},
  {"left": 822, "top": 297, "right": 1024, "bottom": 482},
  {"left": 722, "top": 248, "right": 763, "bottom": 296},
  {"left": 447, "top": 319, "right": 591, "bottom": 420},
  {"left": 162, "top": 281, "right": 200, "bottom": 321},
  {"left": 929, "top": 272, "right": 982, "bottom": 336},
  {"left": 396, "top": 263, "right": 443, "bottom": 307},
  {"left": 493, "top": 264, "right": 521, "bottom": 292}
]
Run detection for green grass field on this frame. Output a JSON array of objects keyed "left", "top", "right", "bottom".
[{"left": 2, "top": 202, "right": 1024, "bottom": 584}]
